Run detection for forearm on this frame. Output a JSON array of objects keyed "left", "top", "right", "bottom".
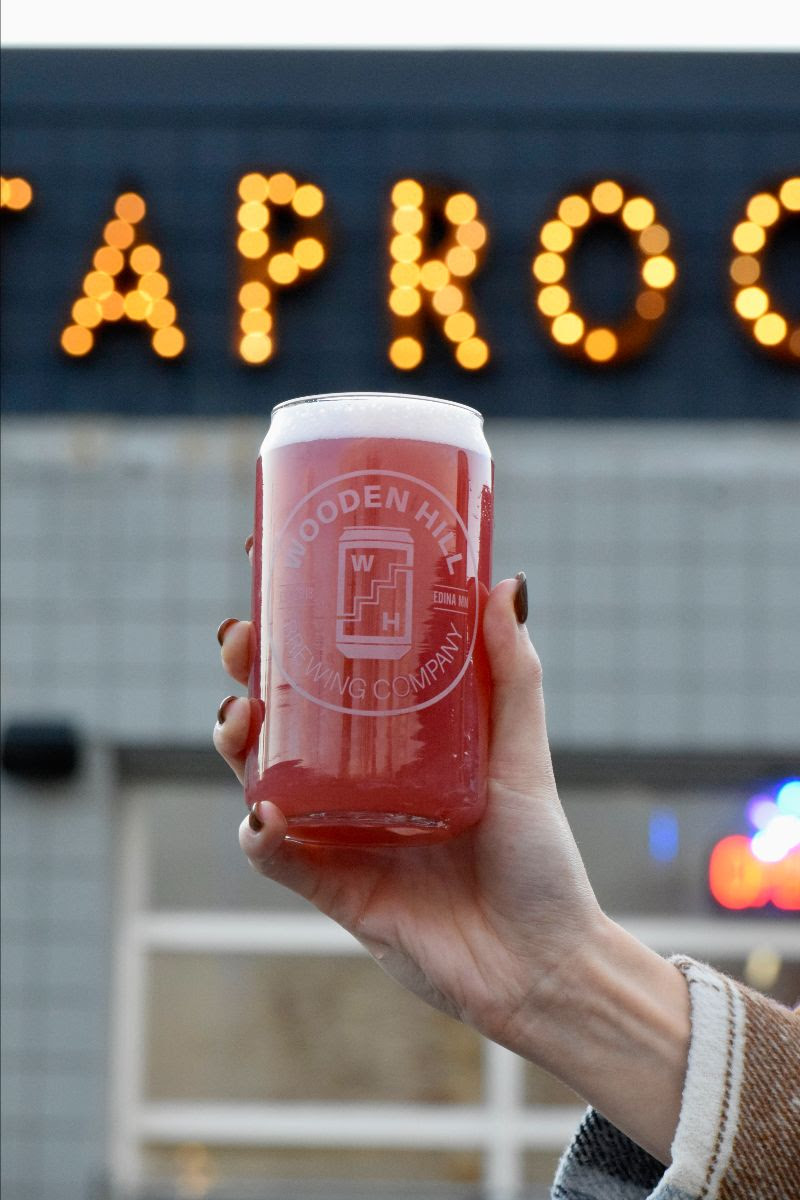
[{"left": 512, "top": 914, "right": 690, "bottom": 1164}]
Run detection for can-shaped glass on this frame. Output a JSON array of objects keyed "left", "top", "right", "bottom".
[{"left": 246, "top": 392, "right": 494, "bottom": 846}]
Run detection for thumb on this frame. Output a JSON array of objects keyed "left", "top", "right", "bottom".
[{"left": 482, "top": 576, "right": 554, "bottom": 794}]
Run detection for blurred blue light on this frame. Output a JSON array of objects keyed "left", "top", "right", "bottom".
[
  {"left": 649, "top": 808, "right": 679, "bottom": 862},
  {"left": 775, "top": 780, "right": 800, "bottom": 818}
]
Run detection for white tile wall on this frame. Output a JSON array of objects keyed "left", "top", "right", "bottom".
[{"left": 2, "top": 418, "right": 798, "bottom": 750}]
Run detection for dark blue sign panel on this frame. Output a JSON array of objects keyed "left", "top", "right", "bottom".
[{"left": 2, "top": 50, "right": 799, "bottom": 418}]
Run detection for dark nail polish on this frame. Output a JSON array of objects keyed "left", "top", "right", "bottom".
[
  {"left": 217, "top": 618, "right": 237, "bottom": 646},
  {"left": 249, "top": 806, "right": 264, "bottom": 832},
  {"left": 244, "top": 534, "right": 254, "bottom": 557},
  {"left": 514, "top": 571, "right": 528, "bottom": 625},
  {"left": 217, "top": 695, "right": 237, "bottom": 725}
]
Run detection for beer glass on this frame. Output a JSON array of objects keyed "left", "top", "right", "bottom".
[{"left": 245, "top": 392, "right": 494, "bottom": 846}]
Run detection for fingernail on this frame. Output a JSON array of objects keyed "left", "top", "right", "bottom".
[
  {"left": 244, "top": 534, "right": 254, "bottom": 557},
  {"left": 514, "top": 571, "right": 528, "bottom": 625},
  {"left": 217, "top": 695, "right": 238, "bottom": 725},
  {"left": 249, "top": 802, "right": 264, "bottom": 832},
  {"left": 217, "top": 618, "right": 237, "bottom": 646}
]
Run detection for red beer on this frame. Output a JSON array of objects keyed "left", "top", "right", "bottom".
[{"left": 246, "top": 392, "right": 493, "bottom": 846}]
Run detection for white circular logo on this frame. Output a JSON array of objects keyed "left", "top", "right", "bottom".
[{"left": 267, "top": 469, "right": 479, "bottom": 716}]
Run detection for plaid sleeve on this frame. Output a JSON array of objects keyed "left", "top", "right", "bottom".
[{"left": 551, "top": 957, "right": 800, "bottom": 1200}]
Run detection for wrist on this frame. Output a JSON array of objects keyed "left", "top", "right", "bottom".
[{"left": 510, "top": 913, "right": 690, "bottom": 1164}]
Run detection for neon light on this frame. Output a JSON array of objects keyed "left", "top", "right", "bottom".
[
  {"left": 709, "top": 779, "right": 800, "bottom": 910},
  {"left": 648, "top": 808, "right": 679, "bottom": 862},
  {"left": 776, "top": 780, "right": 800, "bottom": 817}
]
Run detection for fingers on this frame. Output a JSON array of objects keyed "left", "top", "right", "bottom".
[
  {"left": 482, "top": 576, "right": 553, "bottom": 794},
  {"left": 238, "top": 801, "right": 332, "bottom": 904},
  {"left": 213, "top": 695, "right": 254, "bottom": 784},
  {"left": 217, "top": 618, "right": 254, "bottom": 687}
]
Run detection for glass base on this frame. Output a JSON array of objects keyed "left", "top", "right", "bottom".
[{"left": 285, "top": 810, "right": 457, "bottom": 847}]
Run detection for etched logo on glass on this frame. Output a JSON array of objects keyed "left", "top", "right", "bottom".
[{"left": 336, "top": 527, "right": 414, "bottom": 659}]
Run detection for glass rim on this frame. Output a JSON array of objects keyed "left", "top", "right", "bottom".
[{"left": 271, "top": 391, "right": 484, "bottom": 423}]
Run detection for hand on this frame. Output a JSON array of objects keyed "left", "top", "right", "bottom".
[
  {"left": 216, "top": 576, "right": 601, "bottom": 1046},
  {"left": 215, "top": 573, "right": 689, "bottom": 1164}
]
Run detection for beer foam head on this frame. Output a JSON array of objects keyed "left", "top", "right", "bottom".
[{"left": 264, "top": 392, "right": 488, "bottom": 454}]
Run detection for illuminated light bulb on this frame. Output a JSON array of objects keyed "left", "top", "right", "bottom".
[
  {"left": 293, "top": 238, "right": 325, "bottom": 270},
  {"left": 779, "top": 177, "right": 800, "bottom": 211},
  {"left": 392, "top": 179, "right": 424, "bottom": 208},
  {"left": 444, "top": 311, "right": 476, "bottom": 342},
  {"left": 540, "top": 220, "right": 573, "bottom": 252},
  {"left": 240, "top": 332, "right": 273, "bottom": 364},
  {"left": 268, "top": 253, "right": 300, "bottom": 285},
  {"left": 752, "top": 815, "right": 800, "bottom": 864},
  {"left": 393, "top": 208, "right": 424, "bottom": 234},
  {"left": 114, "top": 193, "right": 146, "bottom": 224},
  {"left": 101, "top": 292, "right": 125, "bottom": 321},
  {"left": 419, "top": 260, "right": 450, "bottom": 292},
  {"left": 292, "top": 184, "right": 325, "bottom": 218},
  {"left": 238, "top": 173, "right": 269, "bottom": 203},
  {"left": 537, "top": 285, "right": 570, "bottom": 317},
  {"left": 147, "top": 299, "right": 177, "bottom": 329},
  {"left": 639, "top": 224, "right": 670, "bottom": 255},
  {"left": 72, "top": 298, "right": 103, "bottom": 328},
  {"left": 268, "top": 173, "right": 296, "bottom": 205},
  {"left": 390, "top": 262, "right": 420, "bottom": 288},
  {"left": 747, "top": 796, "right": 778, "bottom": 830},
  {"left": 708, "top": 834, "right": 769, "bottom": 910},
  {"left": 238, "top": 201, "right": 269, "bottom": 231},
  {"left": 456, "top": 221, "right": 487, "bottom": 250},
  {"left": 240, "top": 309, "right": 273, "bottom": 335},
  {"left": 584, "top": 328, "right": 618, "bottom": 362},
  {"left": 622, "top": 197, "right": 656, "bottom": 231},
  {"left": 129, "top": 244, "right": 161, "bottom": 275},
  {"left": 239, "top": 281, "right": 271, "bottom": 309},
  {"left": 104, "top": 219, "right": 135, "bottom": 250},
  {"left": 4, "top": 177, "right": 33, "bottom": 210},
  {"left": 776, "top": 780, "right": 800, "bottom": 817},
  {"left": 61, "top": 325, "right": 93, "bottom": 356},
  {"left": 744, "top": 945, "right": 782, "bottom": 991},
  {"left": 551, "top": 312, "right": 584, "bottom": 345},
  {"left": 389, "top": 287, "right": 421, "bottom": 316},
  {"left": 138, "top": 272, "right": 169, "bottom": 301},
  {"left": 446, "top": 246, "right": 477, "bottom": 276},
  {"left": 734, "top": 286, "right": 769, "bottom": 320},
  {"left": 732, "top": 221, "right": 766, "bottom": 254},
  {"left": 444, "top": 193, "right": 478, "bottom": 225},
  {"left": 754, "top": 312, "right": 788, "bottom": 345},
  {"left": 0, "top": 177, "right": 9, "bottom": 206},
  {"left": 432, "top": 284, "right": 463, "bottom": 316},
  {"left": 152, "top": 326, "right": 185, "bottom": 358},
  {"left": 533, "top": 252, "right": 566, "bottom": 284},
  {"left": 93, "top": 246, "right": 125, "bottom": 275},
  {"left": 391, "top": 234, "right": 423, "bottom": 263},
  {"left": 83, "top": 271, "right": 115, "bottom": 300},
  {"left": 635, "top": 290, "right": 666, "bottom": 320},
  {"left": 591, "top": 180, "right": 624, "bottom": 214},
  {"left": 123, "top": 290, "right": 153, "bottom": 321},
  {"left": 642, "top": 255, "right": 677, "bottom": 289},
  {"left": 747, "top": 193, "right": 781, "bottom": 227},
  {"left": 729, "top": 254, "right": 760, "bottom": 285},
  {"left": 237, "top": 230, "right": 269, "bottom": 259},
  {"left": 389, "top": 336, "right": 423, "bottom": 370},
  {"left": 558, "top": 194, "right": 590, "bottom": 228},
  {"left": 455, "top": 337, "right": 489, "bottom": 369}
]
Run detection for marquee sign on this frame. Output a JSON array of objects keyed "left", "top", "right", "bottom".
[
  {"left": 3, "top": 173, "right": 798, "bottom": 369},
  {"left": 2, "top": 49, "right": 799, "bottom": 418}
]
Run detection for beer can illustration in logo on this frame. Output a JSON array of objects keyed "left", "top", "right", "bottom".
[{"left": 336, "top": 527, "right": 414, "bottom": 659}]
